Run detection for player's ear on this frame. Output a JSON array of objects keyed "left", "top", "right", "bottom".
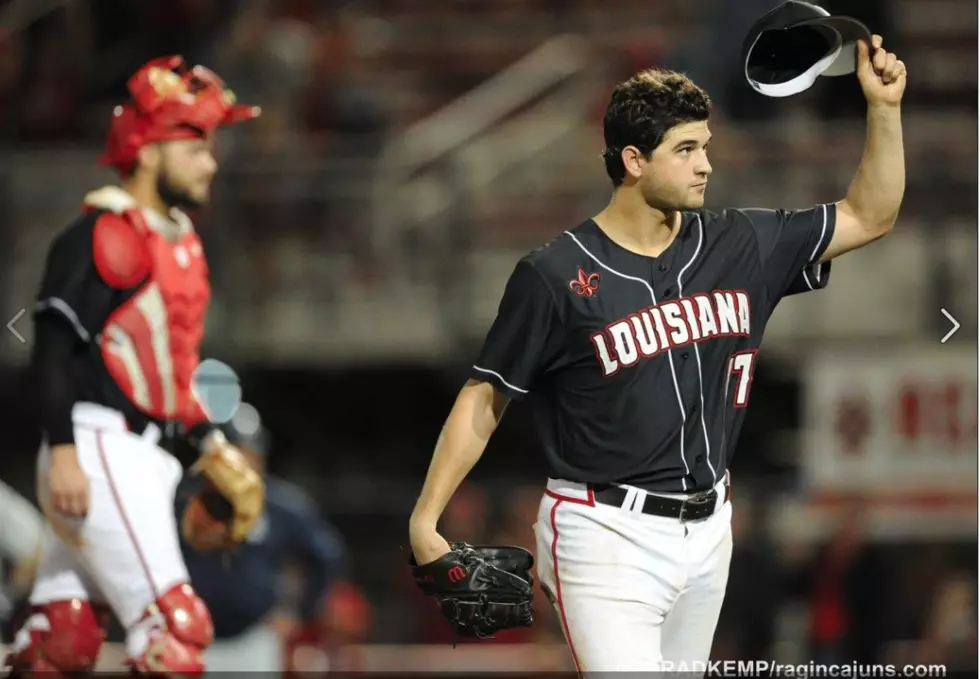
[
  {"left": 137, "top": 143, "right": 162, "bottom": 173},
  {"left": 621, "top": 146, "right": 646, "bottom": 182}
]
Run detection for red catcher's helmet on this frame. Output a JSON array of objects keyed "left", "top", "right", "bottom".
[{"left": 100, "top": 55, "right": 261, "bottom": 175}]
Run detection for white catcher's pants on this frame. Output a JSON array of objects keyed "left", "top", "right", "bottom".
[
  {"left": 534, "top": 476, "right": 733, "bottom": 674},
  {"left": 24, "top": 402, "right": 188, "bottom": 660}
]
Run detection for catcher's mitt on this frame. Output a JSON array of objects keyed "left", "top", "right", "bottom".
[
  {"left": 181, "top": 442, "right": 264, "bottom": 551},
  {"left": 409, "top": 542, "right": 534, "bottom": 639}
]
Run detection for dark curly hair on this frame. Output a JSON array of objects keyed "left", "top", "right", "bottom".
[{"left": 602, "top": 68, "right": 712, "bottom": 186}]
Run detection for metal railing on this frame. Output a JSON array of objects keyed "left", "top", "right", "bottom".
[{"left": 369, "top": 34, "right": 600, "bottom": 269}]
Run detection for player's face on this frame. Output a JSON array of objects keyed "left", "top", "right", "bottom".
[
  {"left": 157, "top": 137, "right": 219, "bottom": 210},
  {"left": 640, "top": 120, "right": 712, "bottom": 210}
]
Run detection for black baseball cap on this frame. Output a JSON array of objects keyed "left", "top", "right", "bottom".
[{"left": 742, "top": 1, "right": 873, "bottom": 97}]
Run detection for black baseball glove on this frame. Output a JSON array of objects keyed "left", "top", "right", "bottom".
[{"left": 409, "top": 542, "right": 535, "bottom": 640}]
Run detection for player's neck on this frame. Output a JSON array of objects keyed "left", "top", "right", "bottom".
[
  {"left": 121, "top": 177, "right": 172, "bottom": 223},
  {"left": 594, "top": 189, "right": 681, "bottom": 258}
]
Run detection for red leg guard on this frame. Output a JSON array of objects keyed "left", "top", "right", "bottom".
[
  {"left": 128, "top": 583, "right": 214, "bottom": 678},
  {"left": 5, "top": 599, "right": 111, "bottom": 678}
]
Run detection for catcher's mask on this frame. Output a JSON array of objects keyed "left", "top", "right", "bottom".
[
  {"left": 742, "top": 1, "right": 872, "bottom": 98},
  {"left": 100, "top": 55, "right": 261, "bottom": 175}
]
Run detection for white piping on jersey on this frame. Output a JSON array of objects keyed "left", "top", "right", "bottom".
[
  {"left": 802, "top": 262, "right": 822, "bottom": 290},
  {"left": 472, "top": 365, "right": 530, "bottom": 394},
  {"left": 35, "top": 298, "right": 91, "bottom": 342},
  {"left": 676, "top": 215, "right": 717, "bottom": 484},
  {"left": 802, "top": 203, "right": 830, "bottom": 290},
  {"left": 563, "top": 230, "right": 692, "bottom": 491}
]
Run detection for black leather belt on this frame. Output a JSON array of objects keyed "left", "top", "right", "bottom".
[
  {"left": 126, "top": 413, "right": 178, "bottom": 440},
  {"left": 588, "top": 482, "right": 730, "bottom": 522}
]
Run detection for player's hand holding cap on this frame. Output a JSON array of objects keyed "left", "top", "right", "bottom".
[
  {"left": 742, "top": 0, "right": 873, "bottom": 97},
  {"left": 854, "top": 35, "right": 907, "bottom": 106}
]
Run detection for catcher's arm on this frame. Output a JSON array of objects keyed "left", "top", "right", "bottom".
[{"left": 409, "top": 380, "right": 509, "bottom": 565}]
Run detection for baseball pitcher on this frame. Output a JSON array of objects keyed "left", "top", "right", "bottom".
[{"left": 408, "top": 25, "right": 906, "bottom": 676}]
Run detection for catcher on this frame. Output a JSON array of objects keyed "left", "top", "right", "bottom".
[{"left": 6, "top": 56, "right": 264, "bottom": 678}]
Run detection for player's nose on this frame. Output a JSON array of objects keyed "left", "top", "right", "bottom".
[
  {"left": 697, "top": 154, "right": 713, "bottom": 177},
  {"left": 202, "top": 152, "right": 218, "bottom": 178}
]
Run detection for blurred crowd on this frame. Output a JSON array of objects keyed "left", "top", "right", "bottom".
[
  {"left": 0, "top": 0, "right": 904, "bottom": 143},
  {"left": 0, "top": 0, "right": 972, "bottom": 299},
  {"left": 0, "top": 0, "right": 904, "bottom": 151}
]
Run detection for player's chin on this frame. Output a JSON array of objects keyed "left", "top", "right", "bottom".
[
  {"left": 685, "top": 187, "right": 707, "bottom": 208},
  {"left": 186, "top": 186, "right": 212, "bottom": 208},
  {"left": 683, "top": 196, "right": 706, "bottom": 209}
]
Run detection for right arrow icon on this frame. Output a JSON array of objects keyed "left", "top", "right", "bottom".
[{"left": 940, "top": 308, "right": 960, "bottom": 343}]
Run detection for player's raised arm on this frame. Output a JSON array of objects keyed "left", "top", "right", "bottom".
[
  {"left": 409, "top": 259, "right": 563, "bottom": 564},
  {"left": 734, "top": 35, "right": 906, "bottom": 304},
  {"left": 824, "top": 34, "right": 907, "bottom": 262}
]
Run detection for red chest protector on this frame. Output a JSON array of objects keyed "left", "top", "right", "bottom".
[{"left": 92, "top": 205, "right": 211, "bottom": 426}]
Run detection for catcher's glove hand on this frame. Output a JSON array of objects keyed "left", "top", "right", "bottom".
[
  {"left": 409, "top": 542, "right": 534, "bottom": 640},
  {"left": 181, "top": 442, "right": 264, "bottom": 551}
]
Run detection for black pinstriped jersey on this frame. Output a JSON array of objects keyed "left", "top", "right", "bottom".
[{"left": 470, "top": 204, "right": 836, "bottom": 493}]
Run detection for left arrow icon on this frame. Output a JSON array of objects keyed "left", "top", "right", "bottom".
[{"left": 7, "top": 309, "right": 26, "bottom": 343}]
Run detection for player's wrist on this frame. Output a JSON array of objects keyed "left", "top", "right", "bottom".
[
  {"left": 49, "top": 443, "right": 79, "bottom": 463},
  {"left": 867, "top": 100, "right": 902, "bottom": 115}
]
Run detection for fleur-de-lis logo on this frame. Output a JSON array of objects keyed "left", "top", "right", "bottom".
[{"left": 569, "top": 267, "right": 600, "bottom": 297}]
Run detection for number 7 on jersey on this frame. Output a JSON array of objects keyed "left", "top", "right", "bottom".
[{"left": 728, "top": 350, "right": 758, "bottom": 408}]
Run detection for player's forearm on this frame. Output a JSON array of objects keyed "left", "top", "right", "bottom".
[
  {"left": 841, "top": 104, "right": 905, "bottom": 235},
  {"left": 410, "top": 380, "right": 507, "bottom": 528}
]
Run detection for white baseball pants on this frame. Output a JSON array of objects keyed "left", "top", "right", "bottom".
[
  {"left": 26, "top": 402, "right": 189, "bottom": 660},
  {"left": 534, "top": 476, "right": 733, "bottom": 674}
]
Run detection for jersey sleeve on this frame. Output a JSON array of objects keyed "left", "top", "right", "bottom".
[
  {"left": 34, "top": 214, "right": 117, "bottom": 342},
  {"left": 738, "top": 203, "right": 836, "bottom": 303},
  {"left": 469, "top": 260, "right": 563, "bottom": 400},
  {"left": 784, "top": 260, "right": 833, "bottom": 297},
  {"left": 31, "top": 313, "right": 82, "bottom": 445}
]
